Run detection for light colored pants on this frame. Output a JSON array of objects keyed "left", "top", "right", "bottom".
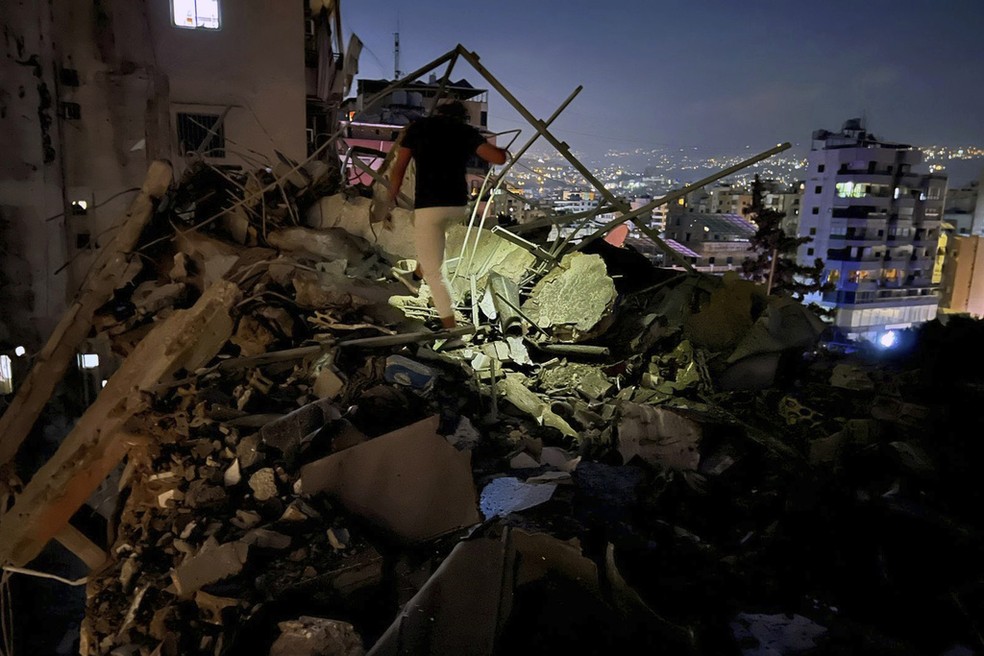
[{"left": 413, "top": 205, "right": 465, "bottom": 321}]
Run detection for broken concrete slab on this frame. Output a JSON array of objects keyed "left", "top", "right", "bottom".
[
  {"left": 270, "top": 616, "right": 365, "bottom": 656},
  {"left": 521, "top": 252, "right": 616, "bottom": 342},
  {"left": 306, "top": 193, "right": 416, "bottom": 261},
  {"left": 0, "top": 280, "right": 240, "bottom": 567},
  {"left": 496, "top": 373, "right": 578, "bottom": 439},
  {"left": 0, "top": 160, "right": 173, "bottom": 469},
  {"left": 260, "top": 397, "right": 339, "bottom": 457},
  {"left": 299, "top": 415, "right": 481, "bottom": 543},
  {"left": 171, "top": 540, "right": 249, "bottom": 599},
  {"left": 266, "top": 226, "right": 371, "bottom": 269},
  {"left": 617, "top": 402, "right": 702, "bottom": 470}
]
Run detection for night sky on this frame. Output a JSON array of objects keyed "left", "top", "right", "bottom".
[{"left": 346, "top": 0, "right": 984, "bottom": 164}]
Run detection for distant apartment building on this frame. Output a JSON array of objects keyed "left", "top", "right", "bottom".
[
  {"left": 796, "top": 119, "right": 947, "bottom": 343},
  {"left": 939, "top": 234, "right": 984, "bottom": 318},
  {"left": 1, "top": 0, "right": 347, "bottom": 350},
  {"left": 685, "top": 179, "right": 798, "bottom": 225},
  {"left": 547, "top": 191, "right": 619, "bottom": 242},
  {"left": 760, "top": 179, "right": 802, "bottom": 221},
  {"left": 338, "top": 75, "right": 495, "bottom": 193},
  {"left": 939, "top": 169, "right": 984, "bottom": 317},
  {"left": 942, "top": 171, "right": 984, "bottom": 237},
  {"left": 628, "top": 195, "right": 666, "bottom": 234},
  {"left": 662, "top": 207, "right": 756, "bottom": 273}
]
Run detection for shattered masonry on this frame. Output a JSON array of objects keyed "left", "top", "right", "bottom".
[{"left": 0, "top": 47, "right": 982, "bottom": 656}]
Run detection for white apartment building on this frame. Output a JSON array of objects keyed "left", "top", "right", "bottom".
[{"left": 797, "top": 119, "right": 947, "bottom": 343}]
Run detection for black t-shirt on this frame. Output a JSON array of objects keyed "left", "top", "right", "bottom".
[{"left": 401, "top": 115, "right": 487, "bottom": 208}]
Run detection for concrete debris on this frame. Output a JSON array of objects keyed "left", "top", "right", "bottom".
[
  {"left": 270, "top": 616, "right": 365, "bottom": 656},
  {"left": 170, "top": 540, "right": 249, "bottom": 599},
  {"left": 299, "top": 415, "right": 481, "bottom": 543},
  {"left": 6, "top": 103, "right": 977, "bottom": 656},
  {"left": 617, "top": 402, "right": 702, "bottom": 470},
  {"left": 521, "top": 252, "right": 616, "bottom": 342}
]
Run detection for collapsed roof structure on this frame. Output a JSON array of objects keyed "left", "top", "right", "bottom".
[{"left": 1, "top": 45, "right": 982, "bottom": 656}]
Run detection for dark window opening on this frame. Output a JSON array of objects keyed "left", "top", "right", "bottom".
[
  {"left": 818, "top": 164, "right": 825, "bottom": 172},
  {"left": 76, "top": 232, "right": 91, "bottom": 248},
  {"left": 59, "top": 102, "right": 81, "bottom": 120},
  {"left": 177, "top": 112, "right": 226, "bottom": 157},
  {"left": 811, "top": 207, "right": 819, "bottom": 214},
  {"left": 60, "top": 68, "right": 80, "bottom": 87}
]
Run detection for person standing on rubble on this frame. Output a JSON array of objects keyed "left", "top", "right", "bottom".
[{"left": 387, "top": 100, "right": 508, "bottom": 330}]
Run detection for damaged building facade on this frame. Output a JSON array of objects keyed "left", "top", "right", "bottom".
[
  {"left": 2, "top": 3, "right": 984, "bottom": 654},
  {"left": 0, "top": 0, "right": 352, "bottom": 353}
]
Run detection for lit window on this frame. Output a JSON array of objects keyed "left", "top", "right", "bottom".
[
  {"left": 77, "top": 353, "right": 100, "bottom": 369},
  {"left": 171, "top": 0, "right": 221, "bottom": 30}
]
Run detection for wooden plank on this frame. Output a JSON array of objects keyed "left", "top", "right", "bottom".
[
  {"left": 0, "top": 280, "right": 240, "bottom": 567},
  {"left": 0, "top": 160, "right": 173, "bottom": 467},
  {"left": 54, "top": 523, "right": 108, "bottom": 571}
]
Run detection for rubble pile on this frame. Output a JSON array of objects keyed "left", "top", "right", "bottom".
[{"left": 46, "top": 160, "right": 984, "bottom": 655}]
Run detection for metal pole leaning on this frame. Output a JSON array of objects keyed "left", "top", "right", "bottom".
[
  {"left": 488, "top": 85, "right": 583, "bottom": 188},
  {"left": 571, "top": 142, "right": 792, "bottom": 264},
  {"left": 455, "top": 46, "right": 631, "bottom": 215}
]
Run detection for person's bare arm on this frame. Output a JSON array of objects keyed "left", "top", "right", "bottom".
[
  {"left": 476, "top": 142, "right": 508, "bottom": 165},
  {"left": 388, "top": 146, "right": 413, "bottom": 204}
]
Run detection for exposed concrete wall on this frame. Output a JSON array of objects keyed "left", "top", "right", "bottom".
[
  {"left": 0, "top": 0, "right": 70, "bottom": 348},
  {"left": 1, "top": 0, "right": 306, "bottom": 347},
  {"left": 147, "top": 0, "right": 307, "bottom": 173},
  {"left": 53, "top": 1, "right": 162, "bottom": 288}
]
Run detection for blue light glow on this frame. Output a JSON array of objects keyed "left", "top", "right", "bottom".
[{"left": 878, "top": 331, "right": 898, "bottom": 348}]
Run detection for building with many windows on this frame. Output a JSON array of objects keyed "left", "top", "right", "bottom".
[
  {"left": 796, "top": 119, "right": 947, "bottom": 343},
  {"left": 662, "top": 206, "right": 757, "bottom": 273}
]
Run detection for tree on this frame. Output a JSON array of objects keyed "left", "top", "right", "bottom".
[{"left": 742, "top": 175, "right": 831, "bottom": 306}]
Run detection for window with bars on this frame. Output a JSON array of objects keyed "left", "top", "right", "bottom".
[{"left": 176, "top": 112, "right": 226, "bottom": 157}]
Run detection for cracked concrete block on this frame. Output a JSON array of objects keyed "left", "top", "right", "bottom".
[
  {"left": 236, "top": 434, "right": 264, "bottom": 470},
  {"left": 260, "top": 397, "right": 339, "bottom": 456},
  {"left": 171, "top": 541, "right": 249, "bottom": 599},
  {"left": 306, "top": 193, "right": 416, "bottom": 261},
  {"left": 248, "top": 468, "right": 278, "bottom": 501},
  {"left": 267, "top": 226, "right": 369, "bottom": 266},
  {"left": 131, "top": 281, "right": 186, "bottom": 317},
  {"left": 194, "top": 590, "right": 240, "bottom": 625},
  {"left": 175, "top": 231, "right": 244, "bottom": 290},
  {"left": 270, "top": 616, "right": 365, "bottom": 656},
  {"left": 496, "top": 374, "right": 578, "bottom": 439},
  {"left": 521, "top": 253, "right": 616, "bottom": 342},
  {"left": 617, "top": 402, "right": 701, "bottom": 471}
]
